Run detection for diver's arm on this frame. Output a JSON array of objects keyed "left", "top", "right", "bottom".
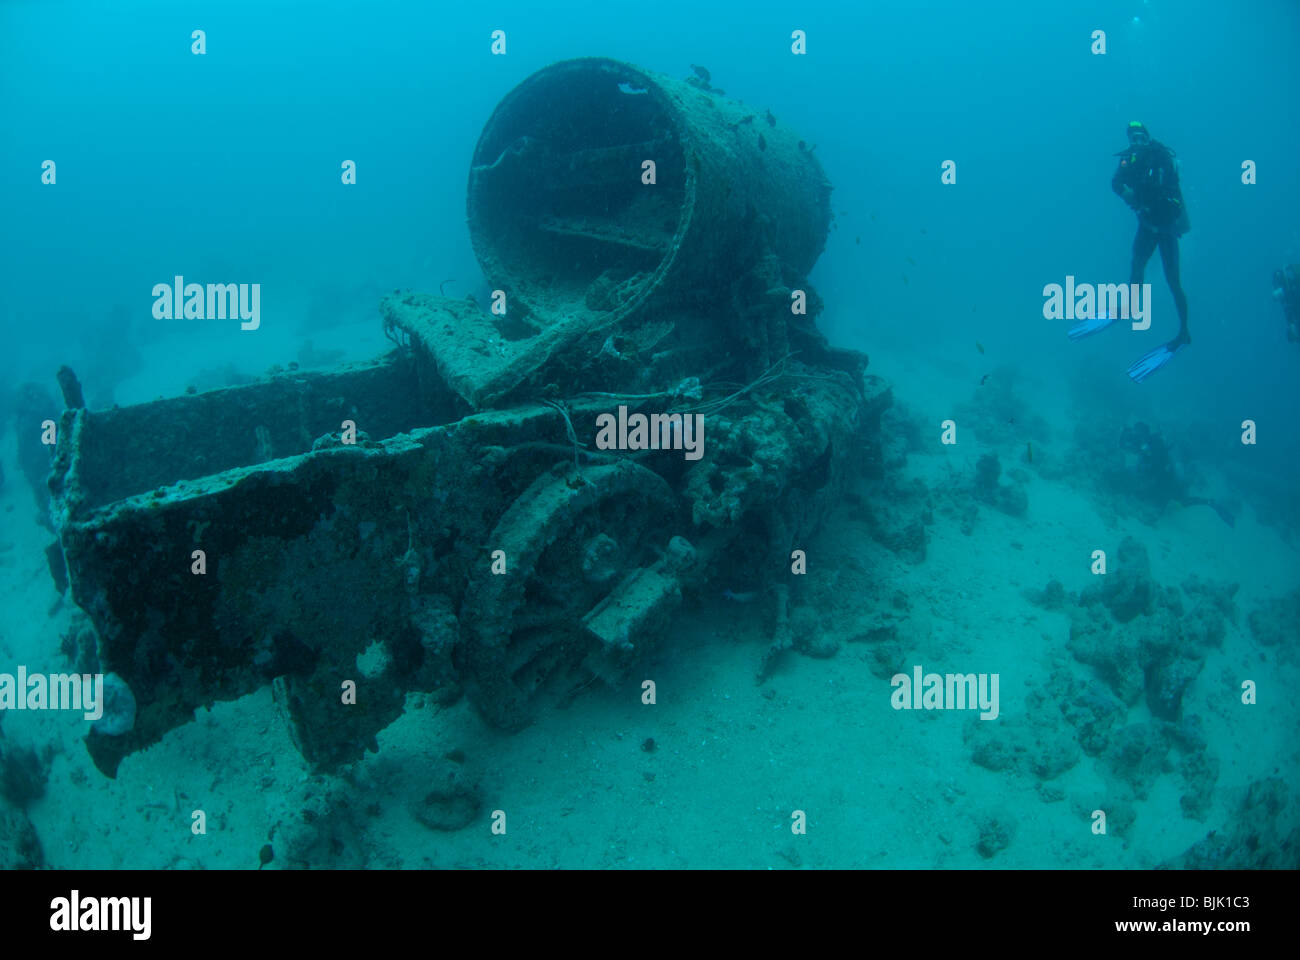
[{"left": 1112, "top": 163, "right": 1137, "bottom": 206}]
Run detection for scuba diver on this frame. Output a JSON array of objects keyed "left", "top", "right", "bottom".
[
  {"left": 1273, "top": 264, "right": 1299, "bottom": 342},
  {"left": 1119, "top": 421, "right": 1235, "bottom": 528},
  {"left": 1070, "top": 122, "right": 1191, "bottom": 382}
]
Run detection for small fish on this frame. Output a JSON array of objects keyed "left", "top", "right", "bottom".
[
  {"left": 902, "top": 274, "right": 909, "bottom": 285},
  {"left": 722, "top": 589, "right": 759, "bottom": 603},
  {"left": 758, "top": 134, "right": 766, "bottom": 151},
  {"left": 976, "top": 341, "right": 985, "bottom": 354},
  {"left": 1026, "top": 442, "right": 1034, "bottom": 463},
  {"left": 691, "top": 63, "right": 711, "bottom": 84},
  {"left": 905, "top": 256, "right": 917, "bottom": 267},
  {"left": 764, "top": 108, "right": 776, "bottom": 127},
  {"left": 980, "top": 374, "right": 990, "bottom": 385},
  {"left": 855, "top": 236, "right": 860, "bottom": 245}
]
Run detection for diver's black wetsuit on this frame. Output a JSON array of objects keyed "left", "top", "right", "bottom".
[{"left": 1113, "top": 140, "right": 1190, "bottom": 344}]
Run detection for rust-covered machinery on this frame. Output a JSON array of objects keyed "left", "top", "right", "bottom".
[{"left": 49, "top": 58, "right": 890, "bottom": 777}]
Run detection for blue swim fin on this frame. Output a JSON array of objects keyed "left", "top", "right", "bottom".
[
  {"left": 1127, "top": 341, "right": 1180, "bottom": 383},
  {"left": 1068, "top": 306, "right": 1115, "bottom": 341}
]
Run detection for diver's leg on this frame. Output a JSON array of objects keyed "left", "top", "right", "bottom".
[
  {"left": 1130, "top": 226, "right": 1158, "bottom": 285},
  {"left": 1157, "top": 232, "right": 1190, "bottom": 345}
]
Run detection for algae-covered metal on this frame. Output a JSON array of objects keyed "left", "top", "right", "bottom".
[
  {"left": 436, "top": 56, "right": 835, "bottom": 408},
  {"left": 50, "top": 58, "right": 885, "bottom": 777},
  {"left": 468, "top": 57, "right": 831, "bottom": 326}
]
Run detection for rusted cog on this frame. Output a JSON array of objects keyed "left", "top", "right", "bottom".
[{"left": 461, "top": 460, "right": 677, "bottom": 728}]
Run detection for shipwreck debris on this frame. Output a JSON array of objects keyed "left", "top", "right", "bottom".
[{"left": 50, "top": 57, "right": 886, "bottom": 776}]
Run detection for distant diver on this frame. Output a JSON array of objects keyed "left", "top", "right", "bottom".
[
  {"left": 1072, "top": 122, "right": 1191, "bottom": 382},
  {"left": 1272, "top": 264, "right": 1299, "bottom": 342},
  {"left": 1119, "top": 422, "right": 1234, "bottom": 527}
]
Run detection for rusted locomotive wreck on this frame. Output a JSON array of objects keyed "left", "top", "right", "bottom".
[{"left": 49, "top": 58, "right": 890, "bottom": 777}]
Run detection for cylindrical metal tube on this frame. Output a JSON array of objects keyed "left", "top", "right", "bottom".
[{"left": 467, "top": 57, "right": 831, "bottom": 330}]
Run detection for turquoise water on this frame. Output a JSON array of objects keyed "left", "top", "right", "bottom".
[{"left": 1, "top": 0, "right": 1298, "bottom": 869}]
